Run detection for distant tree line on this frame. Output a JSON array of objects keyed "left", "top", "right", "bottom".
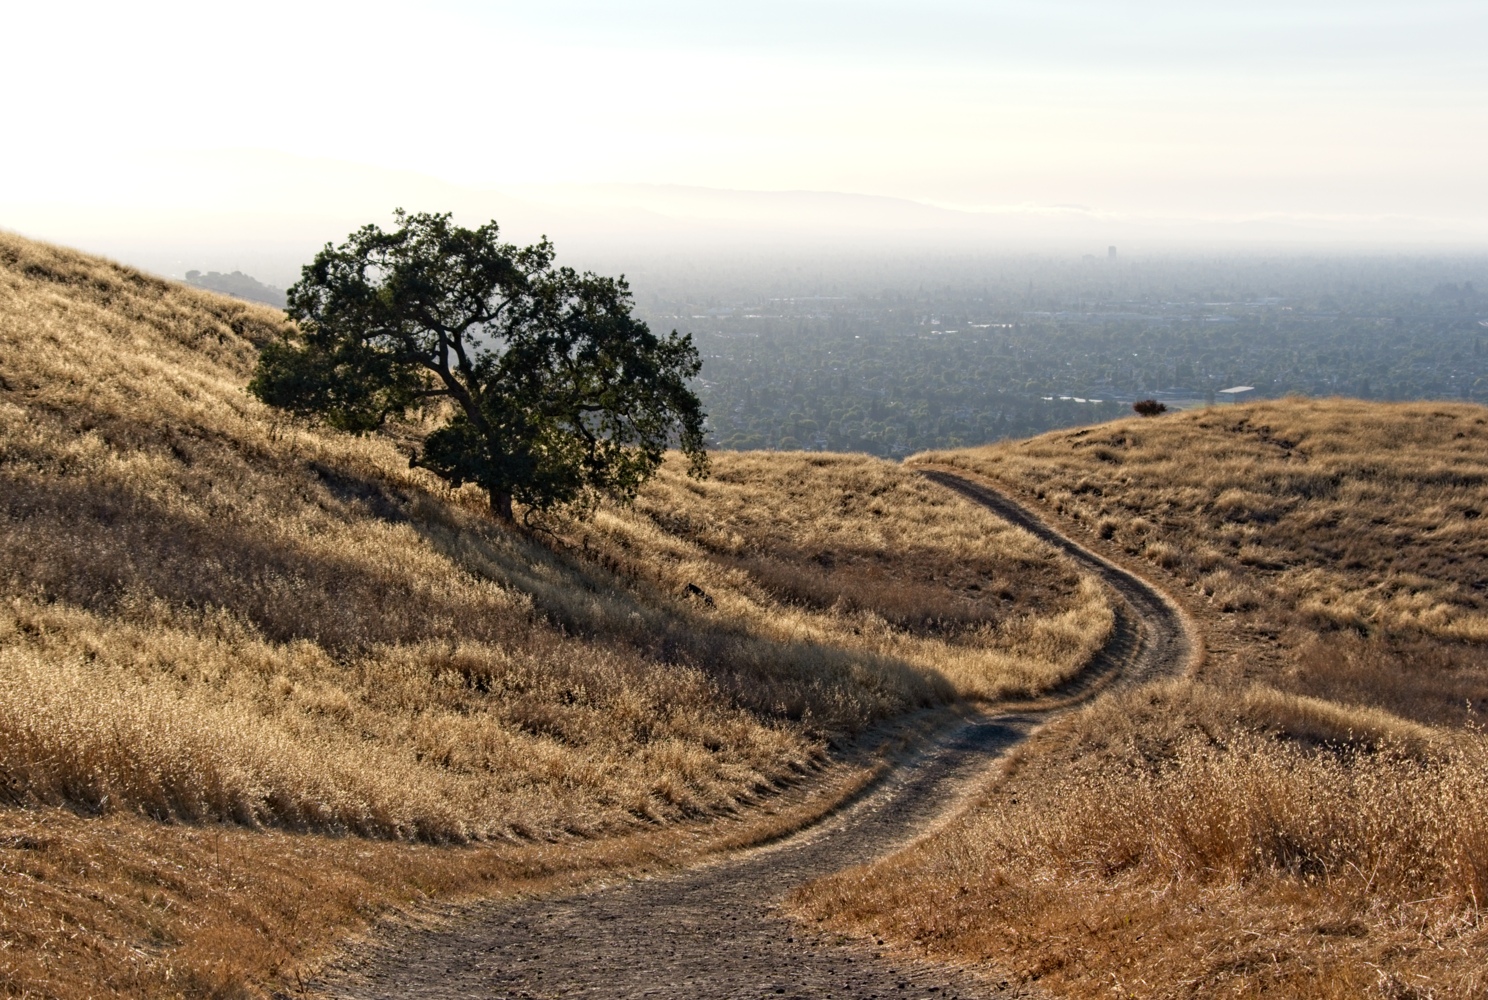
[{"left": 185, "top": 270, "right": 286, "bottom": 309}]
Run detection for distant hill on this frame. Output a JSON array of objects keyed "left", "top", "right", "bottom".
[{"left": 184, "top": 267, "right": 286, "bottom": 307}]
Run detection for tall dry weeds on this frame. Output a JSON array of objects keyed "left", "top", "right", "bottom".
[
  {"left": 797, "top": 682, "right": 1488, "bottom": 997},
  {"left": 799, "top": 402, "right": 1488, "bottom": 997},
  {"left": 0, "top": 230, "right": 1104, "bottom": 843}
]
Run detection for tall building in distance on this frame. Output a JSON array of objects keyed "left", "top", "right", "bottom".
[{"left": 1108, "top": 246, "right": 1118, "bottom": 260}]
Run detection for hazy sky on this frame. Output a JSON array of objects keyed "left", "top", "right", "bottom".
[{"left": 7, "top": 0, "right": 1488, "bottom": 262}]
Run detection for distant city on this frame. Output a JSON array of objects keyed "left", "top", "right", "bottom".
[
  {"left": 634, "top": 254, "right": 1488, "bottom": 455},
  {"left": 193, "top": 253, "right": 1488, "bottom": 457}
]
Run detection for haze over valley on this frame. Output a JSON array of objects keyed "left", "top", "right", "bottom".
[
  {"left": 4, "top": 2, "right": 1488, "bottom": 999},
  {"left": 649, "top": 252, "right": 1488, "bottom": 453}
]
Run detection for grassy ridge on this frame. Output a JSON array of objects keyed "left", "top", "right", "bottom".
[
  {"left": 919, "top": 397, "right": 1488, "bottom": 715},
  {"left": 0, "top": 232, "right": 817, "bottom": 842},
  {"left": 796, "top": 400, "right": 1488, "bottom": 998},
  {"left": 580, "top": 451, "right": 1113, "bottom": 703},
  {"left": 0, "top": 232, "right": 1108, "bottom": 998}
]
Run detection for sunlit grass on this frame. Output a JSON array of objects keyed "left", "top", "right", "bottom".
[
  {"left": 0, "top": 231, "right": 1111, "bottom": 997},
  {"left": 795, "top": 400, "right": 1488, "bottom": 997}
]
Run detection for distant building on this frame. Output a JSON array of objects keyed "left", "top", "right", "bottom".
[{"left": 1108, "top": 246, "right": 1117, "bottom": 260}]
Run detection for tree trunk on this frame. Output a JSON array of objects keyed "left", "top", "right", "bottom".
[{"left": 491, "top": 489, "right": 514, "bottom": 522}]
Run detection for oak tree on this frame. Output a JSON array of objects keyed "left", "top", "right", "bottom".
[{"left": 250, "top": 211, "right": 707, "bottom": 520}]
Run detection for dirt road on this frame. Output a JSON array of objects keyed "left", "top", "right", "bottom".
[
  {"left": 917, "top": 469, "right": 1194, "bottom": 691},
  {"left": 313, "top": 472, "right": 1194, "bottom": 1000}
]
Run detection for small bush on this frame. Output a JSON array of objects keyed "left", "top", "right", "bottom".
[{"left": 1133, "top": 399, "right": 1168, "bottom": 417}]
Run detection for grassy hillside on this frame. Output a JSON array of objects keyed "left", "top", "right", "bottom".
[
  {"left": 0, "top": 232, "right": 1108, "bottom": 998},
  {"left": 920, "top": 397, "right": 1488, "bottom": 712},
  {"left": 797, "top": 399, "right": 1488, "bottom": 998}
]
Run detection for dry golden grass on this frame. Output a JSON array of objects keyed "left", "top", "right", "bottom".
[
  {"left": 0, "top": 743, "right": 896, "bottom": 1000},
  {"left": 919, "top": 398, "right": 1488, "bottom": 656},
  {"left": 916, "top": 397, "right": 1488, "bottom": 724},
  {"left": 574, "top": 451, "right": 1113, "bottom": 702},
  {"left": 795, "top": 401, "right": 1488, "bottom": 997},
  {"left": 797, "top": 684, "right": 1488, "bottom": 1000},
  {"left": 0, "top": 232, "right": 1108, "bottom": 997}
]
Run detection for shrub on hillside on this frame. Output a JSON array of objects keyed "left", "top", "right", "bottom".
[{"left": 1132, "top": 399, "right": 1167, "bottom": 416}]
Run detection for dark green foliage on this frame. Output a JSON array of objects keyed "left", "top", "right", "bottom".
[
  {"left": 249, "top": 211, "right": 707, "bottom": 519},
  {"left": 253, "top": 336, "right": 422, "bottom": 433}
]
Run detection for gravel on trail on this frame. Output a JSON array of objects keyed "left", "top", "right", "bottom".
[{"left": 313, "top": 472, "right": 1194, "bottom": 1000}]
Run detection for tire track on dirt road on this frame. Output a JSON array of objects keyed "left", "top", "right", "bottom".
[
  {"left": 918, "top": 468, "right": 1196, "bottom": 691},
  {"left": 312, "top": 472, "right": 1196, "bottom": 1000}
]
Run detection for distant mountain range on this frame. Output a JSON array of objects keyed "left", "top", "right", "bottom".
[{"left": 7, "top": 149, "right": 1486, "bottom": 290}]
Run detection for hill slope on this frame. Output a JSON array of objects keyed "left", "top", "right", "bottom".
[
  {"left": 0, "top": 232, "right": 1108, "bottom": 998},
  {"left": 797, "top": 400, "right": 1488, "bottom": 999}
]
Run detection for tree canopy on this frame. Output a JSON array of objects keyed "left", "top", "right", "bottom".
[{"left": 249, "top": 211, "right": 707, "bottom": 520}]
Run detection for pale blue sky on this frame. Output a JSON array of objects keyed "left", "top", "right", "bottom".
[
  {"left": 476, "top": 0, "right": 1484, "bottom": 75},
  {"left": 6, "top": 0, "right": 1488, "bottom": 256}
]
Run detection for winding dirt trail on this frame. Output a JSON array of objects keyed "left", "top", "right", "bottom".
[
  {"left": 917, "top": 469, "right": 1195, "bottom": 693},
  {"left": 313, "top": 472, "right": 1195, "bottom": 1000}
]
